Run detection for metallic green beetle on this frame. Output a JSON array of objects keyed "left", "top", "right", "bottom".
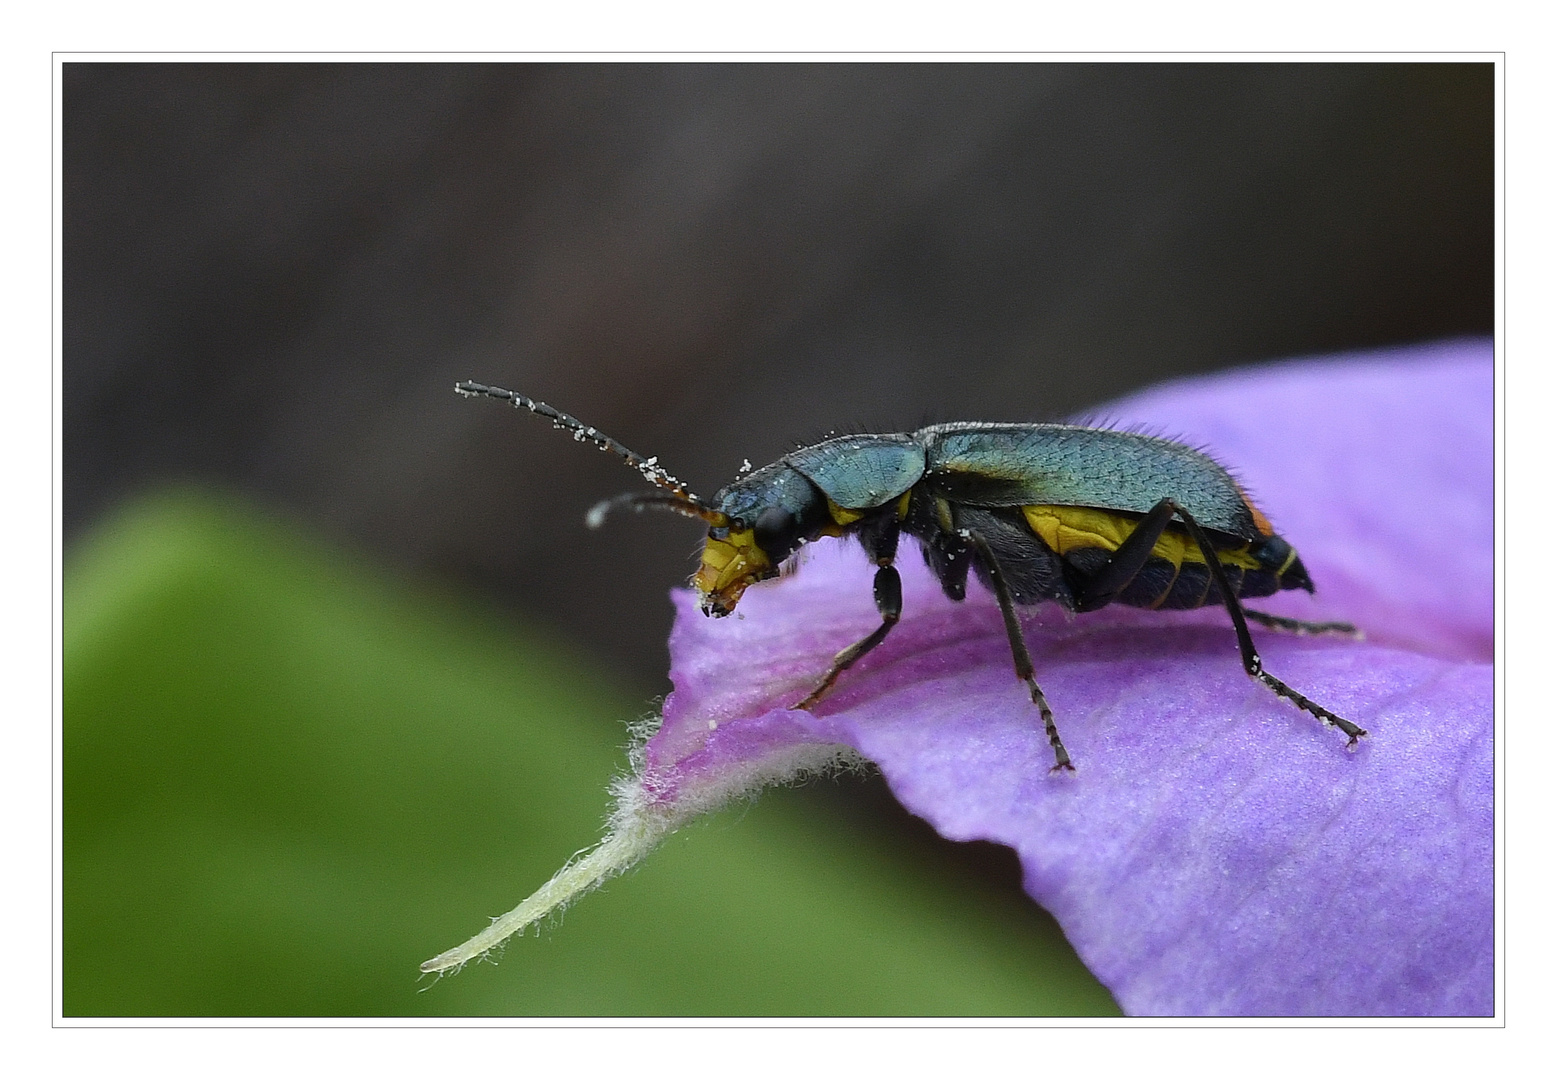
[{"left": 459, "top": 381, "right": 1364, "bottom": 771}]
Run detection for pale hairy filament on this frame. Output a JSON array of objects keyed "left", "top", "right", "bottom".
[{"left": 420, "top": 811, "right": 675, "bottom": 974}]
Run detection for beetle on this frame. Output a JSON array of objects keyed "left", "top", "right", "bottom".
[{"left": 457, "top": 380, "right": 1364, "bottom": 771}]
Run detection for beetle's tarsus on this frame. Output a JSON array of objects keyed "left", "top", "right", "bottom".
[
  {"left": 790, "top": 684, "right": 831, "bottom": 712},
  {"left": 1252, "top": 667, "right": 1366, "bottom": 746},
  {"left": 1243, "top": 609, "right": 1363, "bottom": 639}
]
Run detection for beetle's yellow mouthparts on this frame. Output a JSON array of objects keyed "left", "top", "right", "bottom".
[{"left": 694, "top": 529, "right": 772, "bottom": 616}]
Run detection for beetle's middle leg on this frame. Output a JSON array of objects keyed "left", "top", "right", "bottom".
[
  {"left": 965, "top": 529, "right": 1073, "bottom": 773},
  {"left": 792, "top": 512, "right": 903, "bottom": 712}
]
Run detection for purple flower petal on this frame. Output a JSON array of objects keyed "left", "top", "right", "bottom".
[{"left": 642, "top": 339, "right": 1493, "bottom": 1016}]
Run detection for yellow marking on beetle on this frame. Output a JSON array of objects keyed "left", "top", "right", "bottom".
[
  {"left": 1276, "top": 544, "right": 1299, "bottom": 576},
  {"left": 1021, "top": 505, "right": 1263, "bottom": 570},
  {"left": 934, "top": 496, "right": 955, "bottom": 533},
  {"left": 1144, "top": 561, "right": 1182, "bottom": 610},
  {"left": 826, "top": 490, "right": 912, "bottom": 526},
  {"left": 826, "top": 499, "right": 866, "bottom": 526},
  {"left": 693, "top": 528, "right": 771, "bottom": 612}
]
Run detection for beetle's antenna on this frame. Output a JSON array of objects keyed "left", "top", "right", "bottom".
[
  {"left": 457, "top": 381, "right": 726, "bottom": 525},
  {"left": 585, "top": 491, "right": 722, "bottom": 529}
]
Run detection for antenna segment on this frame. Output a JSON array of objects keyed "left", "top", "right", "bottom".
[{"left": 456, "top": 380, "right": 724, "bottom": 525}]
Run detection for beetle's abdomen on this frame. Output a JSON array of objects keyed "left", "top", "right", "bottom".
[{"left": 1022, "top": 504, "right": 1310, "bottom": 610}]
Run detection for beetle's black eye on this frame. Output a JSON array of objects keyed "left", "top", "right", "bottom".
[
  {"left": 708, "top": 526, "right": 730, "bottom": 541},
  {"left": 753, "top": 506, "right": 798, "bottom": 555}
]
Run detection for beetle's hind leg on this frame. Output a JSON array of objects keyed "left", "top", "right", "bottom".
[
  {"left": 1242, "top": 609, "right": 1362, "bottom": 639},
  {"left": 1164, "top": 500, "right": 1367, "bottom": 749},
  {"left": 1069, "top": 498, "right": 1177, "bottom": 612},
  {"left": 965, "top": 530, "right": 1073, "bottom": 773}
]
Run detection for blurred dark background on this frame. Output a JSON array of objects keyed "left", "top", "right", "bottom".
[
  {"left": 64, "top": 62, "right": 1492, "bottom": 690},
  {"left": 63, "top": 66, "right": 1491, "bottom": 1008}
]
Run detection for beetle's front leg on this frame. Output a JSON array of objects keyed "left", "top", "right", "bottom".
[
  {"left": 792, "top": 509, "right": 903, "bottom": 711},
  {"left": 791, "top": 563, "right": 902, "bottom": 711}
]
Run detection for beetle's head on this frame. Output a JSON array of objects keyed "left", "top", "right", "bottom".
[
  {"left": 693, "top": 519, "right": 772, "bottom": 616},
  {"left": 693, "top": 465, "right": 825, "bottom": 617}
]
